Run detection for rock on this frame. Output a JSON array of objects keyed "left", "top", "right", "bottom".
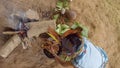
[
  {"left": 26, "top": 9, "right": 39, "bottom": 20},
  {"left": 65, "top": 10, "right": 77, "bottom": 20}
]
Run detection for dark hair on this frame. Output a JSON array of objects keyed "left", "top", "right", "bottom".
[{"left": 61, "top": 34, "right": 82, "bottom": 54}]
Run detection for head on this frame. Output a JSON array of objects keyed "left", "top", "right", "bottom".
[{"left": 61, "top": 33, "right": 82, "bottom": 56}]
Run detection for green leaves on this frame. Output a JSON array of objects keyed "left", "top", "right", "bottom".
[
  {"left": 55, "top": 22, "right": 89, "bottom": 37},
  {"left": 53, "top": 14, "right": 59, "bottom": 20},
  {"left": 56, "top": 0, "right": 69, "bottom": 11},
  {"left": 56, "top": 24, "right": 70, "bottom": 35},
  {"left": 71, "top": 22, "right": 89, "bottom": 37},
  {"left": 56, "top": 1, "right": 63, "bottom": 10},
  {"left": 55, "top": 0, "right": 88, "bottom": 37}
]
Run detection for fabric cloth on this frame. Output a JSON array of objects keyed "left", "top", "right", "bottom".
[{"left": 72, "top": 37, "right": 108, "bottom": 68}]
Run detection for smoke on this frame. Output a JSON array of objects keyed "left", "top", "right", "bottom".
[
  {"left": 8, "top": 11, "right": 26, "bottom": 30},
  {"left": 1, "top": 0, "right": 26, "bottom": 29}
]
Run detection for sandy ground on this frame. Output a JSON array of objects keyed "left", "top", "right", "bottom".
[{"left": 0, "top": 0, "right": 120, "bottom": 68}]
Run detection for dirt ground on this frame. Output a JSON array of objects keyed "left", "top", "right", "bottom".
[{"left": 0, "top": 0, "right": 120, "bottom": 68}]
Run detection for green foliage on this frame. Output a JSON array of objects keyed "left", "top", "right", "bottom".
[
  {"left": 56, "top": 0, "right": 63, "bottom": 10},
  {"left": 55, "top": 23, "right": 89, "bottom": 37},
  {"left": 53, "top": 14, "right": 59, "bottom": 20},
  {"left": 71, "top": 22, "right": 89, "bottom": 37},
  {"left": 55, "top": 0, "right": 88, "bottom": 37},
  {"left": 56, "top": 0, "right": 69, "bottom": 11},
  {"left": 56, "top": 24, "right": 70, "bottom": 35}
]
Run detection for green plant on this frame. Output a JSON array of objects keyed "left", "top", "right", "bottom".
[
  {"left": 71, "top": 22, "right": 89, "bottom": 37},
  {"left": 56, "top": 0, "right": 69, "bottom": 11}
]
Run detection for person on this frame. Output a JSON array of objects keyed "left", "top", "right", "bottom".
[{"left": 47, "top": 28, "right": 108, "bottom": 68}]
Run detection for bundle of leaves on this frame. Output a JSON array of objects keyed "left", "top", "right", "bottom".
[
  {"left": 71, "top": 22, "right": 89, "bottom": 37},
  {"left": 56, "top": 22, "right": 89, "bottom": 37},
  {"left": 53, "top": 0, "right": 70, "bottom": 21},
  {"left": 40, "top": 32, "right": 62, "bottom": 58},
  {"left": 56, "top": 0, "right": 69, "bottom": 11}
]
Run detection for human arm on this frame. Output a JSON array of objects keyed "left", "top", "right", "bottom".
[{"left": 50, "top": 46, "right": 74, "bottom": 67}]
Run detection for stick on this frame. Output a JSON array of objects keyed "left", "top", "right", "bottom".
[{"left": 2, "top": 31, "right": 23, "bottom": 35}]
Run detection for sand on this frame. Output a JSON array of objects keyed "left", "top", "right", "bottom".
[{"left": 0, "top": 0, "right": 120, "bottom": 68}]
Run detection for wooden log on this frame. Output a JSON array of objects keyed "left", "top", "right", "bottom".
[
  {"left": 0, "top": 35, "right": 21, "bottom": 58},
  {"left": 27, "top": 20, "right": 56, "bottom": 38},
  {"left": 26, "top": 9, "right": 39, "bottom": 20},
  {"left": 2, "top": 31, "right": 23, "bottom": 35},
  {"left": 0, "top": 20, "right": 56, "bottom": 58}
]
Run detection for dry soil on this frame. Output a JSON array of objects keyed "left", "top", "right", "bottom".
[{"left": 0, "top": 0, "right": 120, "bottom": 68}]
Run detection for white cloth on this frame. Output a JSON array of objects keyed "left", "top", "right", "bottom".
[{"left": 72, "top": 37, "right": 108, "bottom": 68}]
